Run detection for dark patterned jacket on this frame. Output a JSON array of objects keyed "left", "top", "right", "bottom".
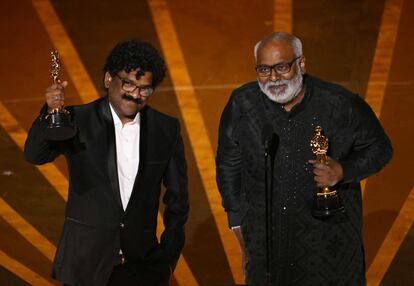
[{"left": 216, "top": 75, "right": 392, "bottom": 285}]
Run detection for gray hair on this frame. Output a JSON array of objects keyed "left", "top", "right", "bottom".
[{"left": 254, "top": 32, "right": 303, "bottom": 60}]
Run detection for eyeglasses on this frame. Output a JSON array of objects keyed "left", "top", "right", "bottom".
[
  {"left": 255, "top": 56, "right": 302, "bottom": 77},
  {"left": 114, "top": 75, "right": 154, "bottom": 96}
]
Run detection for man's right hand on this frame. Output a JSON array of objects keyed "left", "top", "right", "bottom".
[
  {"left": 45, "top": 81, "right": 67, "bottom": 112},
  {"left": 232, "top": 226, "right": 249, "bottom": 277}
]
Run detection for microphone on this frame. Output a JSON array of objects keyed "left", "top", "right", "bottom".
[
  {"left": 262, "top": 124, "right": 273, "bottom": 156},
  {"left": 261, "top": 124, "right": 278, "bottom": 158},
  {"left": 261, "top": 123, "right": 278, "bottom": 286}
]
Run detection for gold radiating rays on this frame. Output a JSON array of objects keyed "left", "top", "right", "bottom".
[
  {"left": 0, "top": 102, "right": 58, "bottom": 262},
  {"left": 0, "top": 0, "right": 195, "bottom": 285},
  {"left": 274, "top": 0, "right": 292, "bottom": 33},
  {"left": 364, "top": 0, "right": 404, "bottom": 118},
  {"left": 364, "top": 0, "right": 410, "bottom": 284},
  {"left": 0, "top": 250, "right": 54, "bottom": 286},
  {"left": 0, "top": 0, "right": 411, "bottom": 285},
  {"left": 367, "top": 186, "right": 414, "bottom": 285},
  {"left": 361, "top": 0, "right": 404, "bottom": 198},
  {"left": 0, "top": 101, "right": 56, "bottom": 284},
  {"left": 148, "top": 0, "right": 244, "bottom": 283},
  {"left": 31, "top": 0, "right": 98, "bottom": 104},
  {"left": 0, "top": 184, "right": 56, "bottom": 263},
  {"left": 0, "top": 100, "right": 68, "bottom": 200},
  {"left": 361, "top": 0, "right": 404, "bottom": 197}
]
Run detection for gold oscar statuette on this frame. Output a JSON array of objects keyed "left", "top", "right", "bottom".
[
  {"left": 310, "top": 126, "right": 345, "bottom": 218},
  {"left": 44, "top": 50, "right": 76, "bottom": 140}
]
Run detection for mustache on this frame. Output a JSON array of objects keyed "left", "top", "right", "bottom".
[
  {"left": 267, "top": 80, "right": 289, "bottom": 87},
  {"left": 122, "top": 94, "right": 144, "bottom": 104}
]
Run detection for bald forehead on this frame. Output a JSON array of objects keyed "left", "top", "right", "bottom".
[{"left": 256, "top": 39, "right": 295, "bottom": 64}]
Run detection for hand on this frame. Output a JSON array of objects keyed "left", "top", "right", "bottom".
[
  {"left": 232, "top": 226, "right": 249, "bottom": 276},
  {"left": 308, "top": 156, "right": 343, "bottom": 187},
  {"left": 45, "top": 81, "right": 67, "bottom": 112}
]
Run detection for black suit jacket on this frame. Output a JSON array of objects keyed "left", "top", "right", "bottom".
[{"left": 24, "top": 97, "right": 189, "bottom": 286}]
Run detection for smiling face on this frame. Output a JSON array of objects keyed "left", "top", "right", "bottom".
[
  {"left": 105, "top": 69, "right": 153, "bottom": 124},
  {"left": 256, "top": 39, "right": 305, "bottom": 105}
]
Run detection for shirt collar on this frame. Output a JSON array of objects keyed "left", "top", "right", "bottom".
[{"left": 109, "top": 102, "right": 140, "bottom": 127}]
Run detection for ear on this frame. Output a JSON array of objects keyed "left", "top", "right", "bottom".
[
  {"left": 299, "top": 56, "right": 306, "bottom": 74},
  {"left": 104, "top": 72, "right": 112, "bottom": 88}
]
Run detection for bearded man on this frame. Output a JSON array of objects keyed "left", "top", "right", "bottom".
[{"left": 216, "top": 32, "right": 392, "bottom": 285}]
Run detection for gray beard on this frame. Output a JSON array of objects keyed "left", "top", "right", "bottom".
[{"left": 258, "top": 68, "right": 303, "bottom": 104}]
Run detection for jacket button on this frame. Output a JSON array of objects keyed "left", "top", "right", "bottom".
[{"left": 120, "top": 223, "right": 125, "bottom": 228}]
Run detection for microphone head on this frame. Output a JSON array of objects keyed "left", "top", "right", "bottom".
[{"left": 261, "top": 124, "right": 274, "bottom": 145}]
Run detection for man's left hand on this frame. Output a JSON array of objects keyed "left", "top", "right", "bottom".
[{"left": 308, "top": 157, "right": 343, "bottom": 187}]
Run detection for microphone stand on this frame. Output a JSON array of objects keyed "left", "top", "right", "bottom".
[{"left": 264, "top": 141, "right": 273, "bottom": 286}]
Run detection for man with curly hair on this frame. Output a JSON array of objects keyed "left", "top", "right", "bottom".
[{"left": 24, "top": 40, "right": 189, "bottom": 286}]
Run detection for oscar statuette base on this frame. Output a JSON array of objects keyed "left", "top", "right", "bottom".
[{"left": 312, "top": 190, "right": 345, "bottom": 218}]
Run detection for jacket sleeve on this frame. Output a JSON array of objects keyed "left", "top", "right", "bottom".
[
  {"left": 159, "top": 120, "right": 189, "bottom": 269},
  {"left": 339, "top": 95, "right": 393, "bottom": 183},
  {"left": 216, "top": 93, "right": 242, "bottom": 228},
  {"left": 24, "top": 105, "right": 62, "bottom": 164}
]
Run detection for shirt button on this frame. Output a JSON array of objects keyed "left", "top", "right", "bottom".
[{"left": 120, "top": 223, "right": 125, "bottom": 228}]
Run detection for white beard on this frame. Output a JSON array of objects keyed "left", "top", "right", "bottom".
[{"left": 258, "top": 67, "right": 303, "bottom": 104}]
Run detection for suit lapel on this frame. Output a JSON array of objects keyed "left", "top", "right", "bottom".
[{"left": 99, "top": 98, "right": 124, "bottom": 211}]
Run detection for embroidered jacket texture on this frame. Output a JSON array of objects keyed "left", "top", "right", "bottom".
[{"left": 216, "top": 75, "right": 392, "bottom": 285}]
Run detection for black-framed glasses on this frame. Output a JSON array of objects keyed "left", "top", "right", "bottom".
[
  {"left": 255, "top": 56, "right": 302, "bottom": 77},
  {"left": 114, "top": 74, "right": 154, "bottom": 96}
]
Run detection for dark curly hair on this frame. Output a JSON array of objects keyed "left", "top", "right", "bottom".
[{"left": 104, "top": 40, "right": 166, "bottom": 87}]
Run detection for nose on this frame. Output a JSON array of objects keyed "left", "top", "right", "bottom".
[
  {"left": 269, "top": 68, "right": 280, "bottom": 82},
  {"left": 127, "top": 87, "right": 142, "bottom": 98}
]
